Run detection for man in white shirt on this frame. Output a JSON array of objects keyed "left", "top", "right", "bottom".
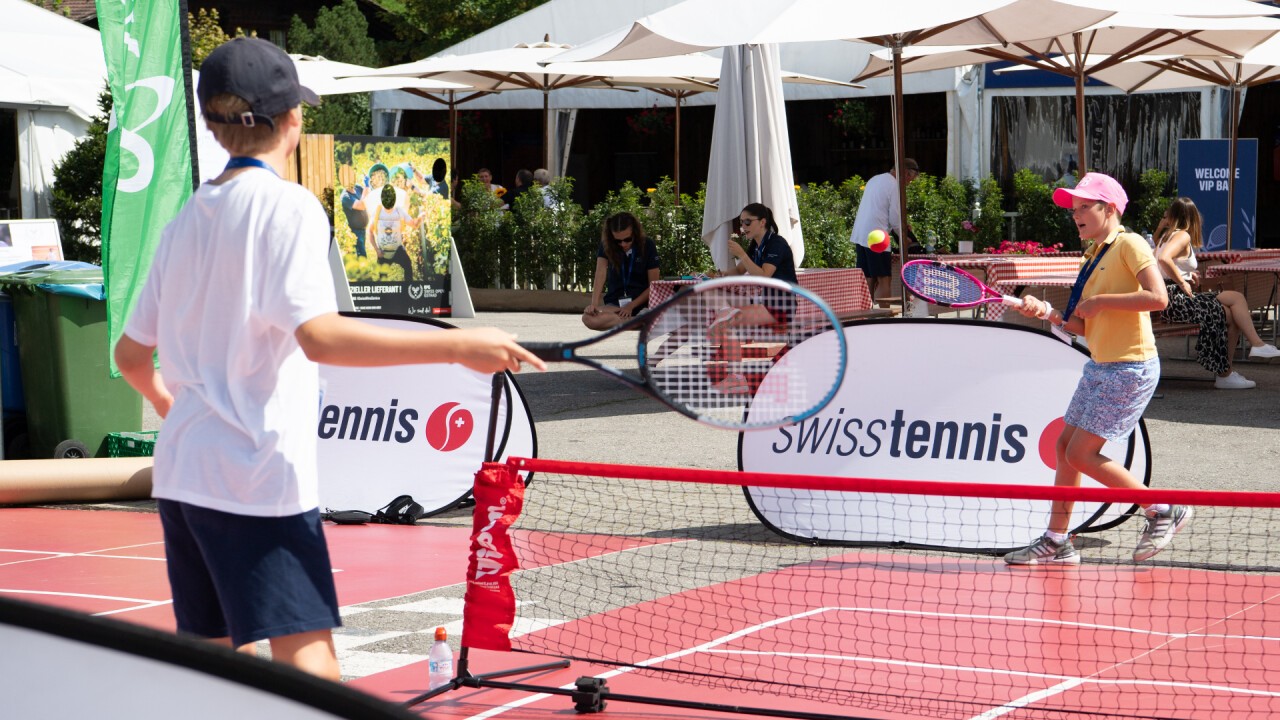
[{"left": 850, "top": 158, "right": 919, "bottom": 301}]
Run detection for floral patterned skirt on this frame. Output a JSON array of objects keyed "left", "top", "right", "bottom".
[{"left": 1161, "top": 280, "right": 1229, "bottom": 375}]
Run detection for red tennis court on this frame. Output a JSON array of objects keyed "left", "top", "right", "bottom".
[{"left": 5, "top": 473, "right": 1280, "bottom": 720}]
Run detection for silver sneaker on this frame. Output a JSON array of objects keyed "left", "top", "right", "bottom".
[
  {"left": 1004, "top": 535, "right": 1080, "bottom": 566},
  {"left": 1133, "top": 505, "right": 1193, "bottom": 561}
]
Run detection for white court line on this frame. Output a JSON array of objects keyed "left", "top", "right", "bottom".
[
  {"left": 0, "top": 588, "right": 165, "bottom": 605},
  {"left": 0, "top": 541, "right": 166, "bottom": 568}
]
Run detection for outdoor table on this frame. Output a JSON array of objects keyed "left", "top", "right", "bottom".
[
  {"left": 649, "top": 267, "right": 890, "bottom": 321},
  {"left": 982, "top": 257, "right": 1084, "bottom": 321}
]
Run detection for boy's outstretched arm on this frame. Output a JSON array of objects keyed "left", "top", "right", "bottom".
[
  {"left": 295, "top": 314, "right": 546, "bottom": 374},
  {"left": 114, "top": 335, "right": 175, "bottom": 418}
]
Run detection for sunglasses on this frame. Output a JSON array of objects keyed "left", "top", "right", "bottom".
[
  {"left": 617, "top": 237, "right": 634, "bottom": 244},
  {"left": 739, "top": 218, "right": 758, "bottom": 226}
]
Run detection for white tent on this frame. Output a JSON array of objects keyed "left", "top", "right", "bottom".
[{"left": 0, "top": 0, "right": 107, "bottom": 219}]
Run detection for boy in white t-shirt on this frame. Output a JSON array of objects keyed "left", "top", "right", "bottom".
[{"left": 113, "top": 38, "right": 543, "bottom": 681}]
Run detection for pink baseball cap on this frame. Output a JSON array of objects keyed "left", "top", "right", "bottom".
[{"left": 1052, "top": 172, "right": 1128, "bottom": 215}]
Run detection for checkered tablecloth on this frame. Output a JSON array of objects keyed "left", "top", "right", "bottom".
[
  {"left": 648, "top": 268, "right": 873, "bottom": 317},
  {"left": 1197, "top": 249, "right": 1280, "bottom": 266},
  {"left": 983, "top": 257, "right": 1084, "bottom": 320}
]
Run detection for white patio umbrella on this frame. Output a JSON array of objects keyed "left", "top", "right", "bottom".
[
  {"left": 345, "top": 41, "right": 857, "bottom": 197},
  {"left": 853, "top": 11, "right": 1280, "bottom": 176},
  {"left": 704, "top": 44, "right": 803, "bottom": 272},
  {"left": 551, "top": 0, "right": 1280, "bottom": 305},
  {"left": 1085, "top": 35, "right": 1280, "bottom": 249},
  {"left": 290, "top": 55, "right": 468, "bottom": 96}
]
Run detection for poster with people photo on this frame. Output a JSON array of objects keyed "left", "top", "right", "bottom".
[{"left": 333, "top": 135, "right": 452, "bottom": 317}]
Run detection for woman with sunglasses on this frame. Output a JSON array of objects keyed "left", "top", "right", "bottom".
[
  {"left": 725, "top": 203, "right": 797, "bottom": 285},
  {"left": 582, "top": 212, "right": 661, "bottom": 330}
]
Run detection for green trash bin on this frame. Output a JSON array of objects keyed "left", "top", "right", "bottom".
[{"left": 0, "top": 266, "right": 142, "bottom": 458}]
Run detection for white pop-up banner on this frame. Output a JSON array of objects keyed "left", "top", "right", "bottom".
[
  {"left": 740, "top": 320, "right": 1149, "bottom": 551},
  {"left": 317, "top": 314, "right": 535, "bottom": 515}
]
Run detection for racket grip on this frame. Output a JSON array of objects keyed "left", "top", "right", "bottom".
[
  {"left": 1000, "top": 295, "right": 1024, "bottom": 307},
  {"left": 518, "top": 342, "right": 572, "bottom": 361}
]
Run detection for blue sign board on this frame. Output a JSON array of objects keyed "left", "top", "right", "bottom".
[{"left": 1177, "top": 139, "right": 1258, "bottom": 251}]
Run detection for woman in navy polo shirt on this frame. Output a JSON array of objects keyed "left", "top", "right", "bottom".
[
  {"left": 582, "top": 212, "right": 661, "bottom": 330},
  {"left": 725, "top": 202, "right": 797, "bottom": 285}
]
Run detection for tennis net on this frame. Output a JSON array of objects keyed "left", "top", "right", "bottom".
[{"left": 460, "top": 458, "right": 1280, "bottom": 720}]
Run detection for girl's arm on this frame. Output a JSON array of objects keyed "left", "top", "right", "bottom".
[{"left": 586, "top": 256, "right": 609, "bottom": 314}]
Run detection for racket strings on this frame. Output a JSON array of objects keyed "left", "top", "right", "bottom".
[
  {"left": 903, "top": 264, "right": 984, "bottom": 305},
  {"left": 643, "top": 289, "right": 841, "bottom": 428}
]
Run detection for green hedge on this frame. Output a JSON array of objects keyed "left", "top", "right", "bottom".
[{"left": 452, "top": 169, "right": 1172, "bottom": 288}]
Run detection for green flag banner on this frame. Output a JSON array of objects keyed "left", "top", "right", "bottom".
[{"left": 97, "top": 0, "right": 193, "bottom": 375}]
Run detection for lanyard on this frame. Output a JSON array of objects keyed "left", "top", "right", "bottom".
[
  {"left": 1062, "top": 237, "right": 1115, "bottom": 322},
  {"left": 621, "top": 250, "right": 635, "bottom": 295},
  {"left": 753, "top": 232, "right": 771, "bottom": 266},
  {"left": 224, "top": 157, "right": 278, "bottom": 176}
]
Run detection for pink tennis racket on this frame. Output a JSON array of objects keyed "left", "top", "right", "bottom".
[{"left": 901, "top": 260, "right": 1026, "bottom": 309}]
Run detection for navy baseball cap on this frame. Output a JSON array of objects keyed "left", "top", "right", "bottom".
[{"left": 198, "top": 37, "right": 319, "bottom": 129}]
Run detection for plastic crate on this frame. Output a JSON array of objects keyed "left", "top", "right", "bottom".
[{"left": 106, "top": 430, "right": 159, "bottom": 458}]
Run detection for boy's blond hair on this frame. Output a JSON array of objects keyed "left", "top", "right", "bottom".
[{"left": 204, "top": 94, "right": 292, "bottom": 156}]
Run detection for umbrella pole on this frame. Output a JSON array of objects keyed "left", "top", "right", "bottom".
[
  {"left": 449, "top": 91, "right": 458, "bottom": 184},
  {"left": 1075, "top": 74, "right": 1087, "bottom": 177},
  {"left": 1073, "top": 32, "right": 1087, "bottom": 176},
  {"left": 674, "top": 94, "right": 682, "bottom": 205},
  {"left": 892, "top": 43, "right": 910, "bottom": 310},
  {"left": 543, "top": 90, "right": 552, "bottom": 173},
  {"left": 1226, "top": 76, "right": 1241, "bottom": 251}
]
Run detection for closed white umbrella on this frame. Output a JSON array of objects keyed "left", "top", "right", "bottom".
[{"left": 704, "top": 44, "right": 803, "bottom": 272}]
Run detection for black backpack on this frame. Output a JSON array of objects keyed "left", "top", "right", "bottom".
[{"left": 322, "top": 495, "right": 425, "bottom": 526}]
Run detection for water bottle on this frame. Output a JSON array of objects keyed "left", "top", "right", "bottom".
[{"left": 428, "top": 627, "right": 454, "bottom": 690}]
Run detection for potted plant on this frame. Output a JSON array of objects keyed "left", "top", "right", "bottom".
[{"left": 828, "top": 99, "right": 874, "bottom": 146}]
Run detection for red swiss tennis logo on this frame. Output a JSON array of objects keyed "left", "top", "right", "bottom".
[
  {"left": 1038, "top": 417, "right": 1067, "bottom": 470},
  {"left": 426, "top": 402, "right": 474, "bottom": 452}
]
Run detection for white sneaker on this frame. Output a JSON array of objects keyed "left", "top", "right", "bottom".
[
  {"left": 1214, "top": 371, "right": 1256, "bottom": 390},
  {"left": 1249, "top": 343, "right": 1280, "bottom": 359}
]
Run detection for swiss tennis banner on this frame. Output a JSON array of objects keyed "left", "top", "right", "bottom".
[
  {"left": 316, "top": 315, "right": 536, "bottom": 516},
  {"left": 740, "top": 320, "right": 1150, "bottom": 551},
  {"left": 97, "top": 0, "right": 194, "bottom": 373}
]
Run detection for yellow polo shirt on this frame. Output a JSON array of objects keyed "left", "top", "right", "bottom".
[{"left": 1077, "top": 229, "right": 1158, "bottom": 363}]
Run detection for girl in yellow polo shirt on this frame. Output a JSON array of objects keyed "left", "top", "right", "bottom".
[{"left": 1003, "top": 172, "right": 1192, "bottom": 566}]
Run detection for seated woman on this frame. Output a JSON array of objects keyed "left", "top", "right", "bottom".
[
  {"left": 724, "top": 202, "right": 797, "bottom": 285},
  {"left": 1153, "top": 196, "right": 1280, "bottom": 390},
  {"left": 582, "top": 212, "right": 661, "bottom": 331},
  {"left": 711, "top": 203, "right": 799, "bottom": 393}
]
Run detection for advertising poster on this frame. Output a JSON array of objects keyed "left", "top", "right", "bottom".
[
  {"left": 333, "top": 136, "right": 452, "bottom": 318},
  {"left": 1177, "top": 138, "right": 1258, "bottom": 251},
  {"left": 0, "top": 220, "right": 65, "bottom": 266}
]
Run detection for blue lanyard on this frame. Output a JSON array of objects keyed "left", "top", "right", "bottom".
[
  {"left": 1062, "top": 238, "right": 1115, "bottom": 322},
  {"left": 224, "top": 157, "right": 278, "bottom": 176},
  {"left": 753, "top": 233, "right": 771, "bottom": 266},
  {"left": 621, "top": 250, "right": 635, "bottom": 294}
]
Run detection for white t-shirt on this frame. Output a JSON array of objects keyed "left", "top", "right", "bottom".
[
  {"left": 849, "top": 171, "right": 903, "bottom": 248},
  {"left": 123, "top": 168, "right": 338, "bottom": 517},
  {"left": 373, "top": 205, "right": 412, "bottom": 259}
]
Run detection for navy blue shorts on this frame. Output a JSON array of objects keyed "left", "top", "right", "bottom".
[
  {"left": 158, "top": 500, "right": 341, "bottom": 647},
  {"left": 855, "top": 243, "right": 893, "bottom": 278}
]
